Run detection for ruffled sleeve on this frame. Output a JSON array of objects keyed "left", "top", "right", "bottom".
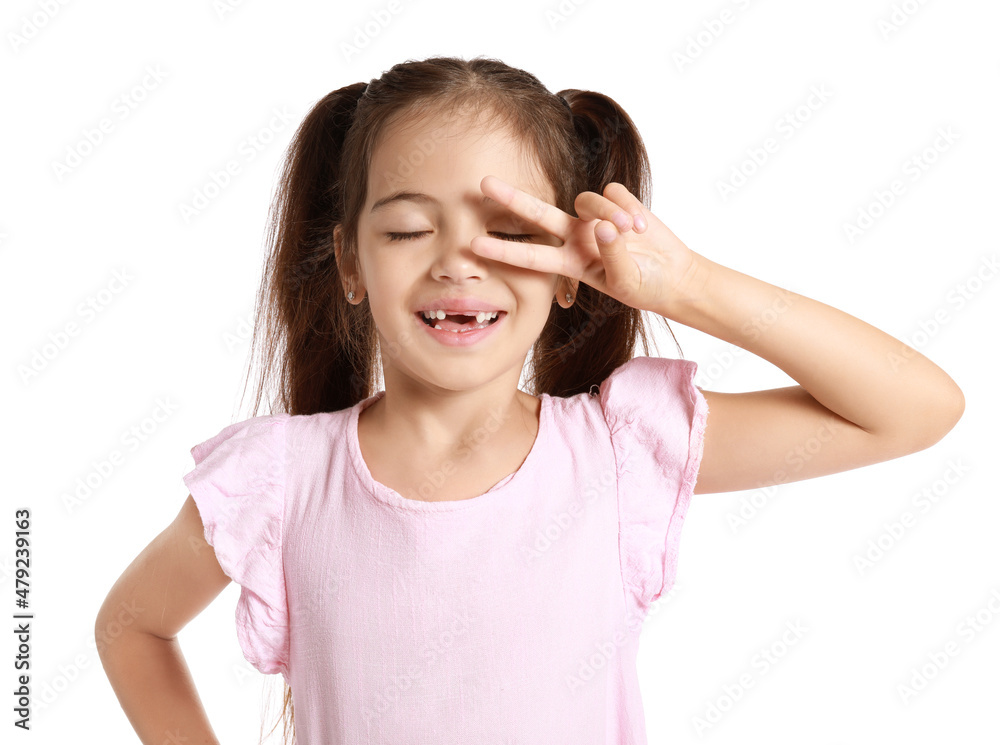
[
  {"left": 598, "top": 356, "right": 709, "bottom": 619},
  {"left": 181, "top": 413, "right": 290, "bottom": 678}
]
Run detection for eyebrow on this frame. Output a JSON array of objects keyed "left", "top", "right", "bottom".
[{"left": 369, "top": 190, "right": 504, "bottom": 215}]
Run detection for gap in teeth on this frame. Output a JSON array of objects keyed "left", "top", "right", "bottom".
[{"left": 422, "top": 310, "right": 499, "bottom": 324}]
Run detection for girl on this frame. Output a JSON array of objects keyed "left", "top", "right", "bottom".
[{"left": 96, "top": 56, "right": 964, "bottom": 745}]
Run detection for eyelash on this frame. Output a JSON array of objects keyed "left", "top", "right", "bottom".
[{"left": 385, "top": 231, "right": 533, "bottom": 243}]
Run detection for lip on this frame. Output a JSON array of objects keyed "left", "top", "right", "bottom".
[
  {"left": 415, "top": 297, "right": 504, "bottom": 313},
  {"left": 415, "top": 310, "right": 506, "bottom": 347}
]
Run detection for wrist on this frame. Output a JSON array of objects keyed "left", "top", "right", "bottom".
[{"left": 656, "top": 250, "right": 715, "bottom": 322}]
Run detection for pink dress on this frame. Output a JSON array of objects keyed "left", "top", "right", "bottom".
[{"left": 182, "top": 355, "right": 708, "bottom": 744}]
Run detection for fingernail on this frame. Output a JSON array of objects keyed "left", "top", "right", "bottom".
[
  {"left": 596, "top": 222, "right": 617, "bottom": 242},
  {"left": 612, "top": 211, "right": 631, "bottom": 231},
  {"left": 633, "top": 213, "right": 647, "bottom": 231}
]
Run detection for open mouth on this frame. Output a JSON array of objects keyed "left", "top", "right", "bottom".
[{"left": 418, "top": 310, "right": 505, "bottom": 332}]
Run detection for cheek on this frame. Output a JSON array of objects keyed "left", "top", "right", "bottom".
[
  {"left": 359, "top": 250, "right": 414, "bottom": 289},
  {"left": 513, "top": 270, "right": 560, "bottom": 302}
]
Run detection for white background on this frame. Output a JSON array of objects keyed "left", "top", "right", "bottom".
[{"left": 2, "top": 0, "right": 998, "bottom": 743}]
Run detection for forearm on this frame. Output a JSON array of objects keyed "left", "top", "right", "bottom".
[
  {"left": 664, "top": 253, "right": 964, "bottom": 440},
  {"left": 97, "top": 627, "right": 221, "bottom": 745}
]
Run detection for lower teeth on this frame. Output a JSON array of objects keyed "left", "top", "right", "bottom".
[
  {"left": 434, "top": 322, "right": 490, "bottom": 332},
  {"left": 422, "top": 313, "right": 501, "bottom": 332}
]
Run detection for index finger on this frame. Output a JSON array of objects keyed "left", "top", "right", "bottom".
[{"left": 480, "top": 175, "right": 573, "bottom": 240}]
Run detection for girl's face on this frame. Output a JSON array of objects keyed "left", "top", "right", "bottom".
[{"left": 337, "top": 110, "right": 573, "bottom": 396}]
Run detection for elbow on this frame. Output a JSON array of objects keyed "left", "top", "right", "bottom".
[
  {"left": 933, "top": 384, "right": 965, "bottom": 445},
  {"left": 871, "top": 380, "right": 965, "bottom": 458},
  {"left": 899, "top": 383, "right": 966, "bottom": 455},
  {"left": 945, "top": 383, "right": 966, "bottom": 430},
  {"left": 94, "top": 604, "right": 113, "bottom": 659},
  {"left": 94, "top": 594, "right": 128, "bottom": 660},
  {"left": 930, "top": 379, "right": 965, "bottom": 441}
]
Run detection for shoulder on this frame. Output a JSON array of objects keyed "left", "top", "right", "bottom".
[
  {"left": 189, "top": 412, "right": 290, "bottom": 463},
  {"left": 600, "top": 355, "right": 698, "bottom": 393},
  {"left": 284, "top": 406, "right": 355, "bottom": 441},
  {"left": 596, "top": 356, "right": 700, "bottom": 426}
]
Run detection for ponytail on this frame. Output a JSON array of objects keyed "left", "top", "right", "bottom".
[
  {"left": 243, "top": 63, "right": 684, "bottom": 743},
  {"left": 248, "top": 85, "right": 372, "bottom": 743},
  {"left": 242, "top": 81, "right": 379, "bottom": 423},
  {"left": 526, "top": 89, "right": 680, "bottom": 398}
]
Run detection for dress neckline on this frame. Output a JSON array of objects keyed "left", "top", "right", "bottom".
[{"left": 346, "top": 390, "right": 550, "bottom": 512}]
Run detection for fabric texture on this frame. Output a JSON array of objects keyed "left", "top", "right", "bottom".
[
  {"left": 182, "top": 355, "right": 708, "bottom": 744},
  {"left": 182, "top": 415, "right": 289, "bottom": 677}
]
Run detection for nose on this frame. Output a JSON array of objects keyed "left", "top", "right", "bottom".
[{"left": 429, "top": 221, "right": 491, "bottom": 282}]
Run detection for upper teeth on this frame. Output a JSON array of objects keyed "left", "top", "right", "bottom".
[{"left": 422, "top": 310, "right": 499, "bottom": 324}]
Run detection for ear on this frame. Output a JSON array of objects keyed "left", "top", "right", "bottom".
[
  {"left": 553, "top": 276, "right": 579, "bottom": 308},
  {"left": 333, "top": 225, "right": 364, "bottom": 301}
]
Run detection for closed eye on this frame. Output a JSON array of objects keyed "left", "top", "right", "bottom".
[{"left": 386, "top": 231, "right": 534, "bottom": 243}]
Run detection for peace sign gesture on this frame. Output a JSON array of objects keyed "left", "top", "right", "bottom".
[{"left": 470, "top": 175, "right": 702, "bottom": 317}]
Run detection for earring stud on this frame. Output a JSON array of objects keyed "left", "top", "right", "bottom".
[
  {"left": 565, "top": 293, "right": 572, "bottom": 303},
  {"left": 347, "top": 291, "right": 355, "bottom": 301}
]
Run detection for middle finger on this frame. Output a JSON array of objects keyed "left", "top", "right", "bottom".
[
  {"left": 480, "top": 175, "right": 574, "bottom": 241},
  {"left": 573, "top": 190, "right": 636, "bottom": 232}
]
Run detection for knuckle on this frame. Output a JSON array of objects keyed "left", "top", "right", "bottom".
[{"left": 530, "top": 198, "right": 547, "bottom": 223}]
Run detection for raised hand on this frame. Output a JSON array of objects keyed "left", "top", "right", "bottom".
[{"left": 470, "top": 175, "right": 702, "bottom": 316}]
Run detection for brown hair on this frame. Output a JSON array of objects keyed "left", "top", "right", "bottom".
[{"left": 241, "top": 55, "right": 681, "bottom": 745}]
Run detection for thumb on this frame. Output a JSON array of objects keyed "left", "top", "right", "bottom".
[{"left": 595, "top": 219, "right": 632, "bottom": 278}]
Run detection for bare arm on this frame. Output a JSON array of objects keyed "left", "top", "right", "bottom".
[
  {"left": 96, "top": 495, "right": 231, "bottom": 745},
  {"left": 463, "top": 177, "right": 964, "bottom": 495},
  {"left": 660, "top": 255, "right": 965, "bottom": 495}
]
